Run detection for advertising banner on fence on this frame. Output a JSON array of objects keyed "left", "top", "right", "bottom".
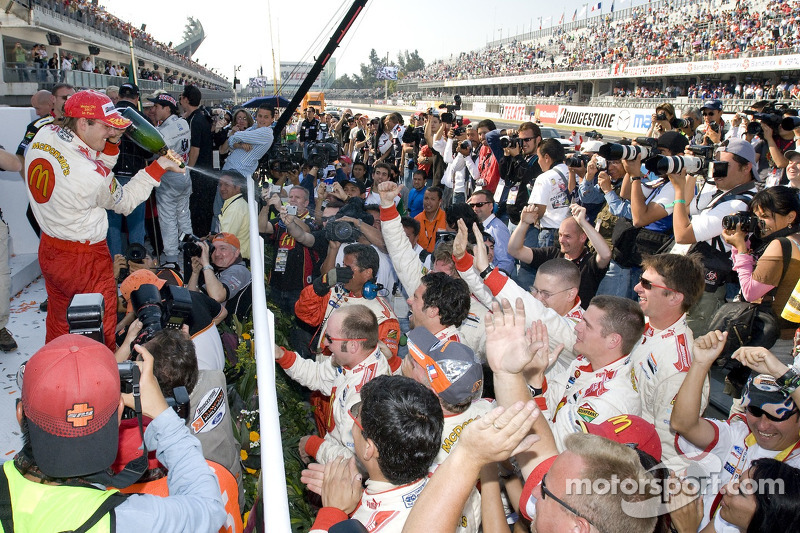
[
  {"left": 534, "top": 105, "right": 559, "bottom": 124},
  {"left": 552, "top": 105, "right": 653, "bottom": 134},
  {"left": 502, "top": 103, "right": 527, "bottom": 121}
]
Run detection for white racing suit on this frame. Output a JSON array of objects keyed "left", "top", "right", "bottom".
[
  {"left": 310, "top": 478, "right": 428, "bottom": 533},
  {"left": 542, "top": 354, "right": 641, "bottom": 451},
  {"left": 631, "top": 315, "right": 710, "bottom": 465},
  {"left": 276, "top": 346, "right": 391, "bottom": 463},
  {"left": 155, "top": 114, "right": 192, "bottom": 262},
  {"left": 431, "top": 399, "right": 493, "bottom": 533},
  {"left": 379, "top": 204, "right": 490, "bottom": 360}
]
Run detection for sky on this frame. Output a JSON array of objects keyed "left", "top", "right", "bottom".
[{"left": 103, "top": 0, "right": 647, "bottom": 82}]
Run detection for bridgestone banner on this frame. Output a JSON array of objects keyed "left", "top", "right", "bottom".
[{"left": 547, "top": 105, "right": 655, "bottom": 134}]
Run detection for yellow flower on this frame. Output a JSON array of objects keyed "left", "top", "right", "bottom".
[
  {"left": 246, "top": 422, "right": 251, "bottom": 429},
  {"left": 250, "top": 431, "right": 260, "bottom": 442},
  {"left": 242, "top": 333, "right": 251, "bottom": 340},
  {"left": 240, "top": 449, "right": 248, "bottom": 461},
  {"left": 246, "top": 467, "right": 257, "bottom": 475}
]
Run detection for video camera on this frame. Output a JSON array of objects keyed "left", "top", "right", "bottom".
[
  {"left": 307, "top": 141, "right": 340, "bottom": 169},
  {"left": 129, "top": 283, "right": 193, "bottom": 349},
  {"left": 644, "top": 144, "right": 727, "bottom": 180},
  {"left": 743, "top": 103, "right": 799, "bottom": 131},
  {"left": 722, "top": 212, "right": 762, "bottom": 235},
  {"left": 439, "top": 95, "right": 462, "bottom": 125}
]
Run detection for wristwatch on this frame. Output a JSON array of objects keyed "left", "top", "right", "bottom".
[
  {"left": 202, "top": 265, "right": 214, "bottom": 272},
  {"left": 630, "top": 175, "right": 642, "bottom": 181},
  {"left": 479, "top": 265, "right": 493, "bottom": 279},
  {"left": 777, "top": 366, "right": 800, "bottom": 395}
]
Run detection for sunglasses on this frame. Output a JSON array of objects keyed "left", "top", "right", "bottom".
[
  {"left": 702, "top": 111, "right": 717, "bottom": 116},
  {"left": 521, "top": 137, "right": 536, "bottom": 143},
  {"left": 469, "top": 201, "right": 492, "bottom": 208},
  {"left": 349, "top": 401, "right": 364, "bottom": 432},
  {"left": 746, "top": 405, "right": 799, "bottom": 422},
  {"left": 531, "top": 286, "right": 572, "bottom": 300},
  {"left": 323, "top": 333, "right": 367, "bottom": 344},
  {"left": 541, "top": 474, "right": 605, "bottom": 533},
  {"left": 639, "top": 276, "right": 679, "bottom": 293}
]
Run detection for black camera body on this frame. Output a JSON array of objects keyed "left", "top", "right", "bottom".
[
  {"left": 325, "top": 220, "right": 362, "bottom": 243},
  {"left": 439, "top": 95, "right": 462, "bottom": 125},
  {"left": 566, "top": 154, "right": 590, "bottom": 168},
  {"left": 500, "top": 135, "right": 524, "bottom": 149},
  {"left": 722, "top": 212, "right": 762, "bottom": 234},
  {"left": 129, "top": 283, "right": 193, "bottom": 349},
  {"left": 308, "top": 141, "right": 341, "bottom": 169},
  {"left": 179, "top": 233, "right": 215, "bottom": 258},
  {"left": 118, "top": 243, "right": 148, "bottom": 282},
  {"left": 655, "top": 113, "right": 667, "bottom": 121}
]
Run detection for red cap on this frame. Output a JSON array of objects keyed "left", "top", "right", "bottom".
[
  {"left": 121, "top": 269, "right": 166, "bottom": 312},
  {"left": 64, "top": 90, "right": 132, "bottom": 129},
  {"left": 21, "top": 335, "right": 121, "bottom": 477},
  {"left": 339, "top": 156, "right": 353, "bottom": 165},
  {"left": 213, "top": 232, "right": 240, "bottom": 250},
  {"left": 461, "top": 118, "right": 471, "bottom": 125},
  {"left": 579, "top": 414, "right": 662, "bottom": 462}
]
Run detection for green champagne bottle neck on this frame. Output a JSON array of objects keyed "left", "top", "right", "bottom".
[{"left": 119, "top": 107, "right": 167, "bottom": 155}]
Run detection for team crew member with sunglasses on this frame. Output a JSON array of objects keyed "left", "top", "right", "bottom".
[
  {"left": 673, "top": 331, "right": 800, "bottom": 533},
  {"left": 275, "top": 304, "right": 391, "bottom": 465},
  {"left": 630, "top": 253, "right": 708, "bottom": 464}
]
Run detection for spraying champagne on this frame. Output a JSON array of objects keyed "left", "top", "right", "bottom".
[{"left": 119, "top": 107, "right": 185, "bottom": 168}]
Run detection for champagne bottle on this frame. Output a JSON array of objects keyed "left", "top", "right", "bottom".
[{"left": 119, "top": 107, "right": 185, "bottom": 168}]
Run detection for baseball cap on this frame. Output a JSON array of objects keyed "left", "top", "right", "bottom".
[
  {"left": 212, "top": 232, "right": 240, "bottom": 250},
  {"left": 785, "top": 149, "right": 800, "bottom": 161},
  {"left": 339, "top": 155, "right": 353, "bottom": 165},
  {"left": 63, "top": 90, "right": 132, "bottom": 129},
  {"left": 119, "top": 82, "right": 140, "bottom": 97},
  {"left": 148, "top": 93, "right": 178, "bottom": 112},
  {"left": 21, "top": 334, "right": 121, "bottom": 478},
  {"left": 742, "top": 373, "right": 795, "bottom": 411},
  {"left": 579, "top": 414, "right": 662, "bottom": 462},
  {"left": 407, "top": 328, "right": 482, "bottom": 405},
  {"left": 121, "top": 269, "right": 166, "bottom": 313},
  {"left": 461, "top": 118, "right": 471, "bottom": 126},
  {"left": 656, "top": 131, "right": 689, "bottom": 155},
  {"left": 700, "top": 99, "right": 723, "bottom": 111},
  {"left": 580, "top": 140, "right": 605, "bottom": 154},
  {"left": 343, "top": 177, "right": 366, "bottom": 194},
  {"left": 722, "top": 138, "right": 759, "bottom": 181}
]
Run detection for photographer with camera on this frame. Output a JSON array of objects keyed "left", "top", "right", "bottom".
[
  {"left": 475, "top": 119, "right": 503, "bottom": 193},
  {"left": 758, "top": 117, "right": 796, "bottom": 185},
  {"left": 694, "top": 99, "right": 729, "bottom": 146},
  {"left": 440, "top": 122, "right": 475, "bottom": 206},
  {"left": 187, "top": 232, "right": 251, "bottom": 310},
  {"left": 670, "top": 139, "right": 759, "bottom": 336},
  {"left": 8, "top": 334, "right": 226, "bottom": 532},
  {"left": 645, "top": 102, "right": 678, "bottom": 138}
]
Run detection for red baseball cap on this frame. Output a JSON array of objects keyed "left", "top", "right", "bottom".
[
  {"left": 213, "top": 232, "right": 240, "bottom": 250},
  {"left": 64, "top": 90, "right": 132, "bottom": 129},
  {"left": 579, "top": 414, "right": 662, "bottom": 462},
  {"left": 21, "top": 334, "right": 121, "bottom": 478},
  {"left": 120, "top": 269, "right": 166, "bottom": 313}
]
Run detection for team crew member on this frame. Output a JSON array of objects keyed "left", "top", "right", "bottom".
[
  {"left": 276, "top": 305, "right": 391, "bottom": 463},
  {"left": 24, "top": 90, "right": 183, "bottom": 350},
  {"left": 150, "top": 93, "right": 192, "bottom": 264}
]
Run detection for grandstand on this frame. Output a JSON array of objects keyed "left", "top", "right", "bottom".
[
  {"left": 0, "top": 0, "right": 231, "bottom": 105},
  {"left": 394, "top": 0, "right": 800, "bottom": 112}
]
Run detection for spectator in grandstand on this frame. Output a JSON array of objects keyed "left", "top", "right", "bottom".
[
  {"left": 670, "top": 139, "right": 759, "bottom": 336},
  {"left": 182, "top": 85, "right": 215, "bottom": 237},
  {"left": 187, "top": 231, "right": 251, "bottom": 310},
  {"left": 277, "top": 306, "right": 393, "bottom": 464},
  {"left": 672, "top": 332, "right": 800, "bottom": 532},
  {"left": 302, "top": 375, "right": 443, "bottom": 532}
]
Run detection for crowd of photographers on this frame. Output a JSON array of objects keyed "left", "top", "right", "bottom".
[{"left": 9, "top": 77, "right": 800, "bottom": 531}]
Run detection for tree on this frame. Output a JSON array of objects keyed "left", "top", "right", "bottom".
[{"left": 397, "top": 50, "right": 426, "bottom": 73}]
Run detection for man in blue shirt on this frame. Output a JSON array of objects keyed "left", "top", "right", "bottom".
[{"left": 407, "top": 170, "right": 427, "bottom": 218}]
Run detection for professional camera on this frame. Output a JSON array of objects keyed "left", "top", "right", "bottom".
[
  {"left": 307, "top": 141, "right": 340, "bottom": 168},
  {"left": 722, "top": 212, "right": 762, "bottom": 234},
  {"left": 179, "top": 233, "right": 215, "bottom": 258},
  {"left": 782, "top": 116, "right": 800, "bottom": 131},
  {"left": 325, "top": 220, "right": 362, "bottom": 243},
  {"left": 598, "top": 142, "right": 654, "bottom": 161},
  {"left": 129, "top": 283, "right": 193, "bottom": 349},
  {"left": 439, "top": 95, "right": 462, "bottom": 124},
  {"left": 566, "top": 154, "right": 589, "bottom": 168},
  {"left": 118, "top": 242, "right": 148, "bottom": 282},
  {"left": 644, "top": 143, "right": 728, "bottom": 180},
  {"left": 118, "top": 360, "right": 190, "bottom": 419},
  {"left": 66, "top": 293, "right": 105, "bottom": 344},
  {"left": 500, "top": 135, "right": 524, "bottom": 149},
  {"left": 655, "top": 113, "right": 668, "bottom": 121},
  {"left": 452, "top": 121, "right": 466, "bottom": 137},
  {"left": 671, "top": 117, "right": 691, "bottom": 129},
  {"left": 459, "top": 140, "right": 471, "bottom": 151}
]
